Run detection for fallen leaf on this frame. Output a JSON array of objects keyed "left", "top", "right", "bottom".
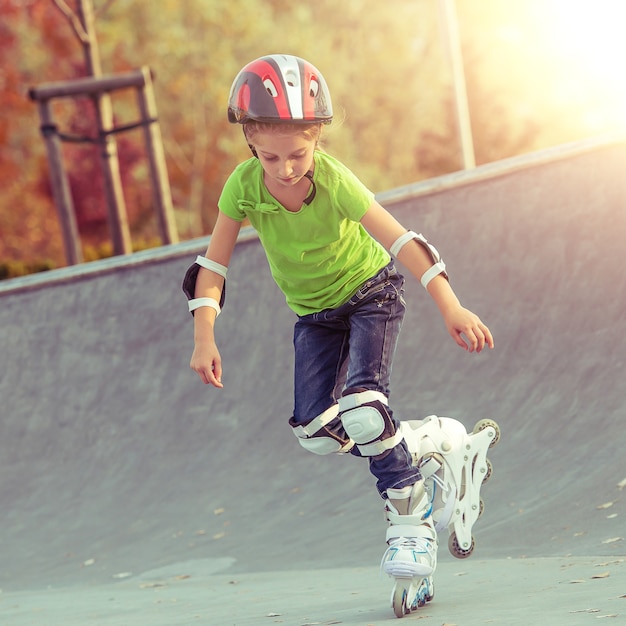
[
  {"left": 597, "top": 502, "right": 615, "bottom": 510},
  {"left": 568, "top": 579, "right": 586, "bottom": 584},
  {"left": 602, "top": 537, "right": 624, "bottom": 544},
  {"left": 212, "top": 531, "right": 226, "bottom": 540},
  {"left": 214, "top": 507, "right": 225, "bottom": 515},
  {"left": 617, "top": 478, "right": 626, "bottom": 490},
  {"left": 607, "top": 514, "right": 619, "bottom": 519},
  {"left": 591, "top": 572, "right": 610, "bottom": 579}
]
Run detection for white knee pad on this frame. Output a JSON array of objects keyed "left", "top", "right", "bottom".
[
  {"left": 289, "top": 405, "right": 354, "bottom": 455},
  {"left": 338, "top": 389, "right": 403, "bottom": 457}
]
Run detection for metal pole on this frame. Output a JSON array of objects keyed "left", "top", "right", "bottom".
[
  {"left": 438, "top": 0, "right": 476, "bottom": 169},
  {"left": 30, "top": 70, "right": 148, "bottom": 100},
  {"left": 36, "top": 99, "right": 83, "bottom": 265}
]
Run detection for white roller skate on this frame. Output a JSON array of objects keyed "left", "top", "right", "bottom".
[
  {"left": 382, "top": 481, "right": 437, "bottom": 617},
  {"left": 400, "top": 415, "right": 500, "bottom": 558}
]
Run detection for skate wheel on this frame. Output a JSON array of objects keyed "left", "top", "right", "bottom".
[
  {"left": 392, "top": 578, "right": 433, "bottom": 617},
  {"left": 473, "top": 419, "right": 500, "bottom": 447},
  {"left": 449, "top": 531, "right": 475, "bottom": 559},
  {"left": 392, "top": 581, "right": 409, "bottom": 617}
]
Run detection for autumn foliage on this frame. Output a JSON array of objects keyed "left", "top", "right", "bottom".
[{"left": 0, "top": 0, "right": 613, "bottom": 274}]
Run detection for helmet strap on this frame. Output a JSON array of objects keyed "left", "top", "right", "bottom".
[{"left": 303, "top": 171, "right": 316, "bottom": 205}]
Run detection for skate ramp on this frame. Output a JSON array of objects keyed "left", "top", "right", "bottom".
[{"left": 1, "top": 135, "right": 625, "bottom": 624}]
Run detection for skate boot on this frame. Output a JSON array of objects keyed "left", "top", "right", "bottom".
[
  {"left": 400, "top": 415, "right": 500, "bottom": 559},
  {"left": 382, "top": 481, "right": 437, "bottom": 617}
]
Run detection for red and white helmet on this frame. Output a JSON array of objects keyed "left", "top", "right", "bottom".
[{"left": 227, "top": 54, "right": 333, "bottom": 124}]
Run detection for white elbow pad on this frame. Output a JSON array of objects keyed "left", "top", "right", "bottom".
[
  {"left": 194, "top": 255, "right": 227, "bottom": 278},
  {"left": 390, "top": 230, "right": 448, "bottom": 289},
  {"left": 187, "top": 297, "right": 221, "bottom": 316},
  {"left": 182, "top": 256, "right": 227, "bottom": 316}
]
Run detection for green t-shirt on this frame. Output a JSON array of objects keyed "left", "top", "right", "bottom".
[{"left": 218, "top": 151, "right": 390, "bottom": 315}]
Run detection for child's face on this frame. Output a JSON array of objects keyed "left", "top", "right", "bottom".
[{"left": 251, "top": 131, "right": 316, "bottom": 189}]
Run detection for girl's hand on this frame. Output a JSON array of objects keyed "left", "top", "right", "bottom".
[
  {"left": 443, "top": 305, "right": 494, "bottom": 353},
  {"left": 190, "top": 339, "right": 224, "bottom": 387}
]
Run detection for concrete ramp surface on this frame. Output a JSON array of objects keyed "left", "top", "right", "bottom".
[{"left": 1, "top": 136, "right": 625, "bottom": 624}]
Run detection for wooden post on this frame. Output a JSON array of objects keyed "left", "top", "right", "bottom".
[
  {"left": 35, "top": 99, "right": 83, "bottom": 265},
  {"left": 76, "top": 0, "right": 132, "bottom": 255},
  {"left": 136, "top": 67, "right": 178, "bottom": 245}
]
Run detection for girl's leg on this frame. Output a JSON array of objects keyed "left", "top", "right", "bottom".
[
  {"left": 339, "top": 264, "right": 437, "bottom": 597},
  {"left": 289, "top": 313, "right": 354, "bottom": 454},
  {"left": 290, "top": 262, "right": 421, "bottom": 494},
  {"left": 338, "top": 263, "right": 422, "bottom": 495},
  {"left": 292, "top": 313, "right": 349, "bottom": 421}
]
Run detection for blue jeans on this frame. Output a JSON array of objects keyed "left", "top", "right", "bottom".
[{"left": 292, "top": 261, "right": 422, "bottom": 496}]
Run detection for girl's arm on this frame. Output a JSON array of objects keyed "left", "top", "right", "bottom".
[
  {"left": 360, "top": 201, "right": 494, "bottom": 353},
  {"left": 190, "top": 212, "right": 242, "bottom": 386}
]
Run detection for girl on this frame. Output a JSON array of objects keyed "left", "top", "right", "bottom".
[{"left": 184, "top": 54, "right": 493, "bottom": 592}]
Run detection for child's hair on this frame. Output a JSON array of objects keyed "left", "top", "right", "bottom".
[{"left": 243, "top": 121, "right": 323, "bottom": 144}]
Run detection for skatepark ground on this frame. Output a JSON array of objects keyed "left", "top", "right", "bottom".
[{"left": 1, "top": 135, "right": 625, "bottom": 625}]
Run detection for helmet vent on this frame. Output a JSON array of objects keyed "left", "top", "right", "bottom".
[
  {"left": 284, "top": 69, "right": 300, "bottom": 88},
  {"left": 263, "top": 78, "right": 278, "bottom": 97},
  {"left": 309, "top": 77, "right": 320, "bottom": 98}
]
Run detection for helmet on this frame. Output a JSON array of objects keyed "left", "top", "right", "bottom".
[{"left": 227, "top": 54, "right": 333, "bottom": 125}]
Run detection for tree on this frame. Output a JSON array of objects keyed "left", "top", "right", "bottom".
[{"left": 4, "top": 0, "right": 591, "bottom": 271}]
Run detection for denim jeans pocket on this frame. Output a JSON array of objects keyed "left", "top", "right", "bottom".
[
  {"left": 349, "top": 263, "right": 404, "bottom": 307},
  {"left": 351, "top": 279, "right": 387, "bottom": 303}
]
